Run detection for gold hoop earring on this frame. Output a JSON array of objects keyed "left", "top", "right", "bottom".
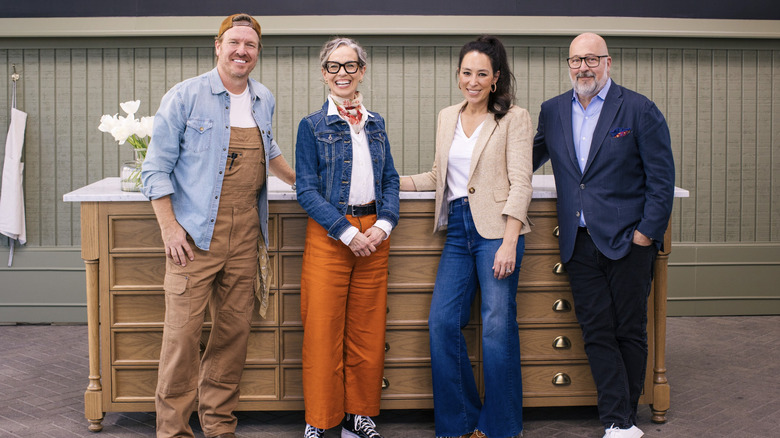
[{"left": 491, "top": 83, "right": 497, "bottom": 93}]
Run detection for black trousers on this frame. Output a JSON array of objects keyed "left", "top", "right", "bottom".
[{"left": 564, "top": 227, "right": 657, "bottom": 428}]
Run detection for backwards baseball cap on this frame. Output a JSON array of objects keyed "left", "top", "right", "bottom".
[{"left": 217, "top": 13, "right": 262, "bottom": 41}]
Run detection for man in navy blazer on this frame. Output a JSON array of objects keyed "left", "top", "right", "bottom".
[{"left": 533, "top": 33, "right": 675, "bottom": 438}]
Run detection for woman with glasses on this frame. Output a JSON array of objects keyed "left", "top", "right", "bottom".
[
  {"left": 295, "top": 36, "right": 400, "bottom": 438},
  {"left": 401, "top": 35, "right": 532, "bottom": 438}
]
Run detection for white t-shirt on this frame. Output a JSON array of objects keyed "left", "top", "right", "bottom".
[
  {"left": 228, "top": 87, "right": 257, "bottom": 128},
  {"left": 446, "top": 114, "right": 484, "bottom": 204}
]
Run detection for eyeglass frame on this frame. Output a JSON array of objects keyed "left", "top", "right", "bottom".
[
  {"left": 566, "top": 55, "right": 609, "bottom": 69},
  {"left": 324, "top": 60, "right": 363, "bottom": 74}
]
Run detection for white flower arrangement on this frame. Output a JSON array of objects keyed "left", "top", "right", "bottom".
[
  {"left": 98, "top": 100, "right": 154, "bottom": 189},
  {"left": 98, "top": 100, "right": 154, "bottom": 160}
]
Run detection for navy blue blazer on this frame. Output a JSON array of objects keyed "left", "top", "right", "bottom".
[{"left": 533, "top": 82, "right": 675, "bottom": 263}]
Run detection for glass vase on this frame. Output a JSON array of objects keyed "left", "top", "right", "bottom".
[{"left": 120, "top": 148, "right": 146, "bottom": 192}]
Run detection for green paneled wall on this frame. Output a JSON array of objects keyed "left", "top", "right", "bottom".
[{"left": 0, "top": 33, "right": 778, "bottom": 321}]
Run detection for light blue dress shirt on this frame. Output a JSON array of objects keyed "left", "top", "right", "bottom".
[{"left": 571, "top": 78, "right": 612, "bottom": 226}]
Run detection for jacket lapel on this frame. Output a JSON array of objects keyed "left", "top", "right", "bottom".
[
  {"left": 469, "top": 113, "right": 497, "bottom": 178},
  {"left": 583, "top": 83, "right": 623, "bottom": 175},
  {"left": 557, "top": 94, "right": 579, "bottom": 174}
]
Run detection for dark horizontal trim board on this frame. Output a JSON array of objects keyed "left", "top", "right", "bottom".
[{"left": 2, "top": 0, "right": 778, "bottom": 20}]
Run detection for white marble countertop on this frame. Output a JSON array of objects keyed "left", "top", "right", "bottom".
[{"left": 63, "top": 174, "right": 688, "bottom": 203}]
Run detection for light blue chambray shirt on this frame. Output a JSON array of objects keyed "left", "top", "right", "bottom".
[
  {"left": 572, "top": 77, "right": 612, "bottom": 227},
  {"left": 141, "top": 68, "right": 282, "bottom": 250}
]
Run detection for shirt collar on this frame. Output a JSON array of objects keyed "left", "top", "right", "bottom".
[{"left": 326, "top": 95, "right": 373, "bottom": 118}]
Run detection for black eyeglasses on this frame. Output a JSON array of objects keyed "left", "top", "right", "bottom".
[
  {"left": 324, "top": 61, "right": 361, "bottom": 74},
  {"left": 567, "top": 55, "right": 609, "bottom": 69}
]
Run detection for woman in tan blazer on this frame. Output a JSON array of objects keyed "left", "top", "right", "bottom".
[{"left": 401, "top": 35, "right": 532, "bottom": 438}]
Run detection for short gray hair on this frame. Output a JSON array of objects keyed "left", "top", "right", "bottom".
[{"left": 319, "top": 37, "right": 367, "bottom": 68}]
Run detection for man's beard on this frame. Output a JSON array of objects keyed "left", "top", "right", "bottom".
[{"left": 571, "top": 72, "right": 602, "bottom": 98}]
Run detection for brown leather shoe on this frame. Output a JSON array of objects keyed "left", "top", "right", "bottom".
[{"left": 470, "top": 431, "right": 488, "bottom": 438}]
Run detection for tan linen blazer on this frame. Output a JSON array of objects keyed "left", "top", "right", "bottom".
[{"left": 409, "top": 101, "right": 534, "bottom": 239}]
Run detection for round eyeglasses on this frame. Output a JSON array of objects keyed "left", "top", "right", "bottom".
[
  {"left": 567, "top": 55, "right": 609, "bottom": 69},
  {"left": 324, "top": 61, "right": 361, "bottom": 74}
]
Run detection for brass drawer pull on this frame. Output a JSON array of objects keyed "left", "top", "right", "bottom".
[
  {"left": 385, "top": 342, "right": 390, "bottom": 352},
  {"left": 552, "top": 372, "right": 571, "bottom": 386},
  {"left": 553, "top": 262, "right": 566, "bottom": 275},
  {"left": 552, "top": 336, "right": 571, "bottom": 350},
  {"left": 381, "top": 377, "right": 390, "bottom": 389},
  {"left": 552, "top": 299, "right": 572, "bottom": 312},
  {"left": 552, "top": 226, "right": 559, "bottom": 238}
]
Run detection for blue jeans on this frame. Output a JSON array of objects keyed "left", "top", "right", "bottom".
[{"left": 429, "top": 198, "right": 524, "bottom": 438}]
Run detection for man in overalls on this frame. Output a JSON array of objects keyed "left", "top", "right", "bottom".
[{"left": 141, "top": 13, "right": 295, "bottom": 438}]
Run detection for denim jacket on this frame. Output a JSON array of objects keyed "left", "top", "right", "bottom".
[
  {"left": 141, "top": 68, "right": 282, "bottom": 250},
  {"left": 295, "top": 100, "right": 400, "bottom": 239}
]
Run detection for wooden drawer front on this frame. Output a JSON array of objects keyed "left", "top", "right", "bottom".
[
  {"left": 280, "top": 291, "right": 469, "bottom": 328},
  {"left": 387, "top": 291, "right": 478, "bottom": 326},
  {"left": 524, "top": 214, "right": 559, "bottom": 250},
  {"left": 109, "top": 215, "right": 163, "bottom": 252},
  {"left": 279, "top": 327, "right": 473, "bottom": 364},
  {"left": 387, "top": 291, "right": 431, "bottom": 325},
  {"left": 238, "top": 367, "right": 279, "bottom": 400},
  {"left": 388, "top": 253, "right": 441, "bottom": 290},
  {"left": 113, "top": 368, "right": 157, "bottom": 402},
  {"left": 385, "top": 327, "right": 479, "bottom": 363},
  {"left": 267, "top": 214, "right": 277, "bottom": 251},
  {"left": 244, "top": 330, "right": 280, "bottom": 364},
  {"left": 110, "top": 254, "right": 165, "bottom": 290},
  {"left": 112, "top": 367, "right": 280, "bottom": 402},
  {"left": 112, "top": 291, "right": 277, "bottom": 327},
  {"left": 521, "top": 363, "right": 597, "bottom": 398},
  {"left": 280, "top": 291, "right": 301, "bottom": 326},
  {"left": 279, "top": 253, "right": 302, "bottom": 290},
  {"left": 112, "top": 329, "right": 279, "bottom": 364},
  {"left": 380, "top": 365, "right": 434, "bottom": 399},
  {"left": 278, "top": 214, "right": 307, "bottom": 251},
  {"left": 280, "top": 329, "right": 303, "bottom": 364},
  {"left": 114, "top": 330, "right": 162, "bottom": 364},
  {"left": 516, "top": 291, "right": 577, "bottom": 324},
  {"left": 389, "top": 214, "right": 445, "bottom": 251},
  {"left": 516, "top": 252, "right": 569, "bottom": 287},
  {"left": 281, "top": 367, "right": 303, "bottom": 400},
  {"left": 112, "top": 292, "right": 164, "bottom": 325},
  {"left": 518, "top": 327, "right": 586, "bottom": 361},
  {"left": 281, "top": 365, "right": 456, "bottom": 401},
  {"left": 380, "top": 364, "right": 479, "bottom": 400}
]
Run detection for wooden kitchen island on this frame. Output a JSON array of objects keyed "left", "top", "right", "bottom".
[{"left": 65, "top": 175, "right": 683, "bottom": 432}]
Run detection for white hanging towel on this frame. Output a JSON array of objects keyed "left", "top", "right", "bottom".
[{"left": 0, "top": 107, "right": 28, "bottom": 247}]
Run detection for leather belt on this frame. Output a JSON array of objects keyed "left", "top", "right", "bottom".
[{"left": 346, "top": 202, "right": 376, "bottom": 217}]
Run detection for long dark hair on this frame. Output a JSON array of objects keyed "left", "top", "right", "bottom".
[{"left": 457, "top": 35, "right": 515, "bottom": 119}]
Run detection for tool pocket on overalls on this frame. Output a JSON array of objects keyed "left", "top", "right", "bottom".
[{"left": 163, "top": 272, "right": 190, "bottom": 328}]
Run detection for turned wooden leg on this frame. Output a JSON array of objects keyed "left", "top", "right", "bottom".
[
  {"left": 81, "top": 203, "right": 104, "bottom": 432},
  {"left": 651, "top": 225, "right": 672, "bottom": 423}
]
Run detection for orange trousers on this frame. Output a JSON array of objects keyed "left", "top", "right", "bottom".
[{"left": 301, "top": 214, "right": 390, "bottom": 429}]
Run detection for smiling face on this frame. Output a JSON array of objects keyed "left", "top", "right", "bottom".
[
  {"left": 215, "top": 25, "right": 260, "bottom": 86},
  {"left": 322, "top": 45, "right": 365, "bottom": 100},
  {"left": 568, "top": 33, "right": 611, "bottom": 100},
  {"left": 457, "top": 50, "right": 498, "bottom": 110}
]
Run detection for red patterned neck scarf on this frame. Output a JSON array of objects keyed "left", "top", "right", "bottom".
[{"left": 330, "top": 92, "right": 366, "bottom": 134}]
